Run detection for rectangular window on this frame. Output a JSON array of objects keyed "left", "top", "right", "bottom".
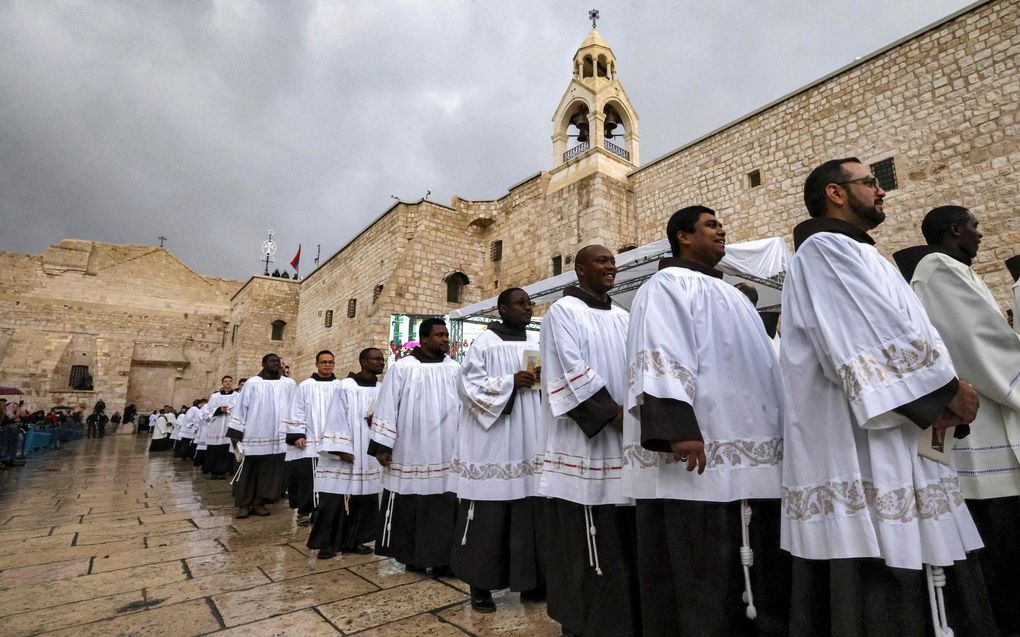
[
  {"left": 69, "top": 365, "right": 89, "bottom": 390},
  {"left": 373, "top": 284, "right": 384, "bottom": 303},
  {"left": 324, "top": 310, "right": 333, "bottom": 328},
  {"left": 490, "top": 240, "right": 503, "bottom": 262},
  {"left": 231, "top": 324, "right": 238, "bottom": 343},
  {"left": 552, "top": 255, "right": 563, "bottom": 276},
  {"left": 870, "top": 157, "right": 897, "bottom": 191},
  {"left": 347, "top": 298, "right": 357, "bottom": 318},
  {"left": 747, "top": 169, "right": 762, "bottom": 188}
]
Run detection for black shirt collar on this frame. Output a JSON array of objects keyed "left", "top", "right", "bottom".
[
  {"left": 793, "top": 217, "right": 875, "bottom": 251},
  {"left": 892, "top": 244, "right": 972, "bottom": 281},
  {"left": 563, "top": 285, "right": 613, "bottom": 310},
  {"left": 347, "top": 372, "right": 377, "bottom": 387},
  {"left": 311, "top": 373, "right": 337, "bottom": 382},
  {"left": 488, "top": 321, "right": 528, "bottom": 341},
  {"left": 657, "top": 257, "right": 724, "bottom": 278},
  {"left": 219, "top": 389, "right": 234, "bottom": 395},
  {"left": 411, "top": 346, "right": 446, "bottom": 364}
]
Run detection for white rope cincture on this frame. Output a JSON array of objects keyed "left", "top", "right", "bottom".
[
  {"left": 381, "top": 491, "right": 396, "bottom": 548},
  {"left": 739, "top": 499, "right": 758, "bottom": 620},
  {"left": 583, "top": 505, "right": 603, "bottom": 576},
  {"left": 460, "top": 500, "right": 475, "bottom": 546},
  {"left": 311, "top": 454, "right": 319, "bottom": 509},
  {"left": 343, "top": 494, "right": 350, "bottom": 515},
  {"left": 926, "top": 564, "right": 954, "bottom": 637},
  {"left": 229, "top": 449, "right": 245, "bottom": 486}
]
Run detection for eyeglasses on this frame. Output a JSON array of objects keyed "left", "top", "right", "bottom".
[{"left": 835, "top": 175, "right": 882, "bottom": 190}]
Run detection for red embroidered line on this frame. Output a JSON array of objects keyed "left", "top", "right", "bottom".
[{"left": 549, "top": 368, "right": 592, "bottom": 395}]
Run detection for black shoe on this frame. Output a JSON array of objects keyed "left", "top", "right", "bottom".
[
  {"left": 403, "top": 563, "right": 426, "bottom": 573},
  {"left": 470, "top": 586, "right": 496, "bottom": 613},
  {"left": 520, "top": 584, "right": 546, "bottom": 602},
  {"left": 317, "top": 549, "right": 336, "bottom": 560},
  {"left": 429, "top": 565, "right": 452, "bottom": 578},
  {"left": 342, "top": 544, "right": 373, "bottom": 555}
]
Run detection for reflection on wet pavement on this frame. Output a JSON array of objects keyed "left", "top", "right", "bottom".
[{"left": 0, "top": 435, "right": 561, "bottom": 635}]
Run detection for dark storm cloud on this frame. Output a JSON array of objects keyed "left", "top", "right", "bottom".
[{"left": 0, "top": 0, "right": 973, "bottom": 279}]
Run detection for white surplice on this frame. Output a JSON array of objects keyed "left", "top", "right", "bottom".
[
  {"left": 202, "top": 390, "right": 239, "bottom": 447},
  {"left": 180, "top": 406, "right": 201, "bottom": 440},
  {"left": 452, "top": 329, "right": 544, "bottom": 501},
  {"left": 1013, "top": 279, "right": 1019, "bottom": 336},
  {"left": 781, "top": 230, "right": 981, "bottom": 569},
  {"left": 153, "top": 414, "right": 170, "bottom": 439},
  {"left": 283, "top": 377, "right": 342, "bottom": 461},
  {"left": 910, "top": 251, "right": 1020, "bottom": 499},
  {"left": 168, "top": 412, "right": 181, "bottom": 440},
  {"left": 317, "top": 377, "right": 382, "bottom": 496},
  {"left": 624, "top": 264, "right": 784, "bottom": 501},
  {"left": 539, "top": 295, "right": 631, "bottom": 506},
  {"left": 369, "top": 355, "right": 462, "bottom": 495},
  {"left": 229, "top": 375, "right": 296, "bottom": 456}
]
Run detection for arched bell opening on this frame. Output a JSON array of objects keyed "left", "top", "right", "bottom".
[
  {"left": 564, "top": 102, "right": 591, "bottom": 161},
  {"left": 582, "top": 55, "right": 594, "bottom": 78},
  {"left": 596, "top": 54, "right": 609, "bottom": 78},
  {"left": 602, "top": 103, "right": 630, "bottom": 161}
]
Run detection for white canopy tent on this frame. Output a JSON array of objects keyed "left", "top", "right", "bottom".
[{"left": 449, "top": 237, "right": 790, "bottom": 323}]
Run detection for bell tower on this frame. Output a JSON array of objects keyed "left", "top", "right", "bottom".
[{"left": 549, "top": 11, "right": 639, "bottom": 190}]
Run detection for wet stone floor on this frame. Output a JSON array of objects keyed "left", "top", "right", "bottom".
[{"left": 0, "top": 434, "right": 561, "bottom": 636}]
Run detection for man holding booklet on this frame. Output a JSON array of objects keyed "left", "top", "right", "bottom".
[{"left": 450, "top": 287, "right": 547, "bottom": 613}]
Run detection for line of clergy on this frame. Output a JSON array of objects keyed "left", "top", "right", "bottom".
[{"left": 163, "top": 156, "right": 1020, "bottom": 637}]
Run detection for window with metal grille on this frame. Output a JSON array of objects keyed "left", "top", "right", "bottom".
[
  {"left": 748, "top": 169, "right": 762, "bottom": 188},
  {"left": 373, "top": 284, "right": 384, "bottom": 303},
  {"left": 324, "top": 310, "right": 333, "bottom": 328},
  {"left": 271, "top": 320, "right": 285, "bottom": 341},
  {"left": 490, "top": 240, "right": 503, "bottom": 262},
  {"left": 69, "top": 365, "right": 89, "bottom": 389},
  {"left": 551, "top": 255, "right": 562, "bottom": 276},
  {"left": 346, "top": 299, "right": 357, "bottom": 318},
  {"left": 870, "top": 158, "right": 897, "bottom": 191}
]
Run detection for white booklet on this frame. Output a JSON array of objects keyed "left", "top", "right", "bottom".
[
  {"left": 917, "top": 425, "right": 956, "bottom": 465},
  {"left": 522, "top": 350, "right": 542, "bottom": 389}
]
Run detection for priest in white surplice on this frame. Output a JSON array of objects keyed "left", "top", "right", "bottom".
[
  {"left": 782, "top": 158, "right": 994, "bottom": 637},
  {"left": 282, "top": 350, "right": 342, "bottom": 526},
  {"left": 539, "top": 245, "right": 641, "bottom": 637},
  {"left": 307, "top": 348, "right": 384, "bottom": 559},
  {"left": 451, "top": 288, "right": 547, "bottom": 614},
  {"left": 227, "top": 353, "right": 296, "bottom": 519},
  {"left": 148, "top": 407, "right": 172, "bottom": 452},
  {"left": 369, "top": 318, "right": 461, "bottom": 576},
  {"left": 625, "top": 206, "right": 789, "bottom": 637},
  {"left": 894, "top": 206, "right": 1020, "bottom": 636},
  {"left": 202, "top": 375, "right": 238, "bottom": 479}
]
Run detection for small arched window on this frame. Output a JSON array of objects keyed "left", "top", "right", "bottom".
[
  {"left": 445, "top": 272, "right": 469, "bottom": 304},
  {"left": 582, "top": 55, "right": 594, "bottom": 78},
  {"left": 271, "top": 319, "right": 286, "bottom": 341}
]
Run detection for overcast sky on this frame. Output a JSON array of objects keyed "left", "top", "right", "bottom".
[{"left": 0, "top": 0, "right": 976, "bottom": 280}]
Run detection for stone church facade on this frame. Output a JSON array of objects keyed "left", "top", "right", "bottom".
[{"left": 2, "top": 0, "right": 1016, "bottom": 413}]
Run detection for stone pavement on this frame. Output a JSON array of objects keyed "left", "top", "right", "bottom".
[{"left": 0, "top": 435, "right": 561, "bottom": 636}]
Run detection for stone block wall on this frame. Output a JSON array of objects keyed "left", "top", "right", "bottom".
[{"left": 216, "top": 276, "right": 300, "bottom": 382}]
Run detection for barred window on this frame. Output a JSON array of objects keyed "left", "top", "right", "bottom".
[
  {"left": 748, "top": 169, "right": 762, "bottom": 188},
  {"left": 490, "top": 240, "right": 503, "bottom": 262},
  {"left": 870, "top": 157, "right": 898, "bottom": 191},
  {"left": 271, "top": 320, "right": 285, "bottom": 341},
  {"left": 373, "top": 284, "right": 384, "bottom": 303},
  {"left": 324, "top": 310, "right": 333, "bottom": 328},
  {"left": 69, "top": 365, "right": 89, "bottom": 390},
  {"left": 347, "top": 298, "right": 357, "bottom": 318}
]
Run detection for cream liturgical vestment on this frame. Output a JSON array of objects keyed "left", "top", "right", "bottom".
[
  {"left": 624, "top": 260, "right": 784, "bottom": 501},
  {"left": 539, "top": 294, "right": 631, "bottom": 506},
  {"left": 780, "top": 225, "right": 981, "bottom": 570},
  {"left": 230, "top": 376, "right": 295, "bottom": 456},
  {"left": 900, "top": 248, "right": 1020, "bottom": 499},
  {"left": 203, "top": 391, "right": 239, "bottom": 447},
  {"left": 452, "top": 329, "right": 544, "bottom": 500},
  {"left": 370, "top": 353, "right": 462, "bottom": 495},
  {"left": 317, "top": 376, "right": 382, "bottom": 496},
  {"left": 284, "top": 376, "right": 342, "bottom": 461}
]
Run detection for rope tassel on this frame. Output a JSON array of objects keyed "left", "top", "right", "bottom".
[
  {"left": 740, "top": 500, "right": 758, "bottom": 620},
  {"left": 381, "top": 491, "right": 396, "bottom": 548},
  {"left": 926, "top": 564, "right": 954, "bottom": 637},
  {"left": 461, "top": 500, "right": 475, "bottom": 546},
  {"left": 583, "top": 505, "right": 603, "bottom": 576}
]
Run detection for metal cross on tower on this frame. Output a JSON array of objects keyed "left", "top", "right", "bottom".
[
  {"left": 158, "top": 236, "right": 167, "bottom": 247},
  {"left": 589, "top": 8, "right": 599, "bottom": 29}
]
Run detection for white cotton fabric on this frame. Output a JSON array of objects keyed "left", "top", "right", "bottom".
[
  {"left": 202, "top": 391, "right": 239, "bottom": 446},
  {"left": 317, "top": 378, "right": 382, "bottom": 496},
  {"left": 624, "top": 265, "right": 784, "bottom": 502},
  {"left": 229, "top": 376, "right": 295, "bottom": 456},
  {"left": 370, "top": 355, "right": 462, "bottom": 495},
  {"left": 452, "top": 330, "right": 544, "bottom": 501},
  {"left": 179, "top": 406, "right": 201, "bottom": 440},
  {"left": 539, "top": 295, "right": 631, "bottom": 506},
  {"left": 780, "top": 232, "right": 982, "bottom": 570},
  {"left": 911, "top": 252, "right": 1020, "bottom": 499},
  {"left": 283, "top": 377, "right": 342, "bottom": 461},
  {"left": 168, "top": 412, "right": 181, "bottom": 440},
  {"left": 1013, "top": 280, "right": 1019, "bottom": 336},
  {"left": 152, "top": 414, "right": 170, "bottom": 438}
]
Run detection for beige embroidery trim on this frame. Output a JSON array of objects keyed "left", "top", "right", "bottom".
[
  {"left": 783, "top": 476, "right": 966, "bottom": 523},
  {"left": 451, "top": 456, "right": 543, "bottom": 481},
  {"left": 629, "top": 350, "right": 696, "bottom": 398},
  {"left": 623, "top": 438, "right": 783, "bottom": 469},
  {"left": 837, "top": 338, "right": 945, "bottom": 402}
]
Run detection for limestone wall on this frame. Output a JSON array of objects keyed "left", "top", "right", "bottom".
[
  {"left": 629, "top": 0, "right": 1019, "bottom": 308},
  {"left": 216, "top": 276, "right": 300, "bottom": 383}
]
